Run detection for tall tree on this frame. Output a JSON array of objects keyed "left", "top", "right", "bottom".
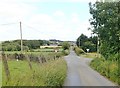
[{"left": 89, "top": 1, "right": 120, "bottom": 58}]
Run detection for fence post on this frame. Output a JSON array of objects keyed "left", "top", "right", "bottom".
[
  {"left": 26, "top": 55, "right": 32, "bottom": 70},
  {"left": 2, "top": 52, "right": 10, "bottom": 80},
  {"left": 38, "top": 56, "right": 42, "bottom": 63},
  {"left": 54, "top": 55, "right": 56, "bottom": 60}
]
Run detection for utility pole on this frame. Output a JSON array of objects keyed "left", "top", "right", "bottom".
[
  {"left": 79, "top": 38, "right": 80, "bottom": 47},
  {"left": 20, "top": 22, "right": 23, "bottom": 53},
  {"left": 97, "top": 35, "right": 100, "bottom": 58}
]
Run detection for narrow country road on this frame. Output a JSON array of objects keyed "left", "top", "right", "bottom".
[{"left": 63, "top": 50, "right": 116, "bottom": 86}]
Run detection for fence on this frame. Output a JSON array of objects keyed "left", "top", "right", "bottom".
[{"left": 2, "top": 52, "right": 61, "bottom": 81}]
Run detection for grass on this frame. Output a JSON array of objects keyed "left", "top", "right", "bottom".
[
  {"left": 2, "top": 58, "right": 67, "bottom": 86},
  {"left": 90, "top": 58, "right": 118, "bottom": 84},
  {"left": 80, "top": 52, "right": 101, "bottom": 59},
  {"left": 33, "top": 48, "right": 63, "bottom": 52},
  {"left": 73, "top": 47, "right": 85, "bottom": 56},
  {"left": 4, "top": 48, "right": 63, "bottom": 54},
  {"left": 0, "top": 61, "right": 2, "bottom": 87}
]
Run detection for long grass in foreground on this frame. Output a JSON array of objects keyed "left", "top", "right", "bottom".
[
  {"left": 0, "top": 61, "right": 2, "bottom": 86},
  {"left": 90, "top": 57, "right": 119, "bottom": 85},
  {"left": 2, "top": 59, "right": 67, "bottom": 86}
]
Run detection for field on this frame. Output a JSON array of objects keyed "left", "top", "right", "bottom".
[
  {"left": 33, "top": 48, "right": 63, "bottom": 52},
  {"left": 0, "top": 61, "right": 2, "bottom": 87},
  {"left": 2, "top": 48, "right": 68, "bottom": 86},
  {"left": 2, "top": 58, "right": 67, "bottom": 86}
]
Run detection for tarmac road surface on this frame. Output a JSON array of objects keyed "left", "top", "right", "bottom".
[{"left": 63, "top": 50, "right": 117, "bottom": 86}]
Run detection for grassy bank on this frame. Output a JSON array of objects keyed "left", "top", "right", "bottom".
[
  {"left": 74, "top": 47, "right": 119, "bottom": 85},
  {"left": 80, "top": 53, "right": 101, "bottom": 59},
  {"left": 73, "top": 47, "right": 85, "bottom": 56},
  {"left": 90, "top": 56, "right": 119, "bottom": 85},
  {"left": 2, "top": 59, "right": 67, "bottom": 86}
]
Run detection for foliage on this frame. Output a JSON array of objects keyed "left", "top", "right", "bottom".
[
  {"left": 0, "top": 61, "right": 2, "bottom": 86},
  {"left": 74, "top": 47, "right": 85, "bottom": 56},
  {"left": 2, "top": 40, "right": 49, "bottom": 51},
  {"left": 2, "top": 59, "right": 67, "bottom": 86},
  {"left": 89, "top": 1, "right": 120, "bottom": 58},
  {"left": 62, "top": 50, "right": 70, "bottom": 56},
  {"left": 89, "top": 1, "right": 120, "bottom": 85},
  {"left": 76, "top": 34, "right": 97, "bottom": 52},
  {"left": 90, "top": 55, "right": 119, "bottom": 84},
  {"left": 61, "top": 42, "right": 70, "bottom": 50}
]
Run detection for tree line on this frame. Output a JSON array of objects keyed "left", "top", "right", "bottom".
[
  {"left": 2, "top": 40, "right": 49, "bottom": 51},
  {"left": 76, "top": 34, "right": 97, "bottom": 52}
]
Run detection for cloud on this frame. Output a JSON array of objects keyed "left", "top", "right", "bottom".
[
  {"left": 71, "top": 13, "right": 80, "bottom": 24},
  {"left": 29, "top": 14, "right": 55, "bottom": 25},
  {"left": 54, "top": 11, "right": 65, "bottom": 17},
  {"left": 0, "top": 0, "right": 92, "bottom": 41}
]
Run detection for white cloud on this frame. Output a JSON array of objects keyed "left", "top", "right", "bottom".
[
  {"left": 54, "top": 11, "right": 65, "bottom": 17},
  {"left": 71, "top": 13, "right": 80, "bottom": 24},
  {"left": 0, "top": 0, "right": 92, "bottom": 41},
  {"left": 29, "top": 14, "right": 55, "bottom": 25}
]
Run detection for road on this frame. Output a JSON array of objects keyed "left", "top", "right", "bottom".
[{"left": 63, "top": 50, "right": 116, "bottom": 86}]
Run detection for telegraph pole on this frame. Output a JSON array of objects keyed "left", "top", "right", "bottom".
[
  {"left": 79, "top": 38, "right": 80, "bottom": 47},
  {"left": 20, "top": 22, "right": 23, "bottom": 53},
  {"left": 97, "top": 35, "right": 100, "bottom": 57}
]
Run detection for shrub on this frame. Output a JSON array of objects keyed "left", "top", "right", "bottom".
[
  {"left": 62, "top": 50, "right": 69, "bottom": 56},
  {"left": 74, "top": 47, "right": 85, "bottom": 55},
  {"left": 61, "top": 42, "right": 70, "bottom": 50}
]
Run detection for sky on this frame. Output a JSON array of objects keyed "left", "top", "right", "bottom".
[{"left": 0, "top": 0, "right": 97, "bottom": 41}]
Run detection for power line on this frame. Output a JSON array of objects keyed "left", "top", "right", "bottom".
[
  {"left": 22, "top": 23, "right": 42, "bottom": 33},
  {"left": 0, "top": 22, "right": 19, "bottom": 26},
  {"left": 22, "top": 23, "right": 53, "bottom": 38}
]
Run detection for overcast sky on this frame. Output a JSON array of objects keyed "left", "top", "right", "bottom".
[{"left": 0, "top": 0, "right": 97, "bottom": 41}]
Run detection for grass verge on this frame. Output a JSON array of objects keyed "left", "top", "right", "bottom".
[
  {"left": 2, "top": 59, "right": 67, "bottom": 86},
  {"left": 90, "top": 57, "right": 119, "bottom": 85},
  {"left": 0, "top": 61, "right": 2, "bottom": 87}
]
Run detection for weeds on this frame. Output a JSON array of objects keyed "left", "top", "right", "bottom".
[{"left": 2, "top": 59, "right": 67, "bottom": 86}]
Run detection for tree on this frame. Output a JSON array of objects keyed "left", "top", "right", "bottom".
[
  {"left": 76, "top": 34, "right": 97, "bottom": 52},
  {"left": 89, "top": 1, "right": 120, "bottom": 58},
  {"left": 76, "top": 34, "right": 88, "bottom": 47},
  {"left": 62, "top": 42, "right": 70, "bottom": 50}
]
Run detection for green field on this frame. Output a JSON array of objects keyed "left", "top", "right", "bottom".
[
  {"left": 0, "top": 61, "right": 2, "bottom": 87},
  {"left": 33, "top": 48, "right": 63, "bottom": 52},
  {"left": 2, "top": 58, "right": 67, "bottom": 86}
]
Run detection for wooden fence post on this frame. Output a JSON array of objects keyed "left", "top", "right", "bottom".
[
  {"left": 54, "top": 55, "right": 56, "bottom": 60},
  {"left": 2, "top": 53, "right": 10, "bottom": 80},
  {"left": 38, "top": 56, "right": 42, "bottom": 63},
  {"left": 26, "top": 55, "right": 32, "bottom": 70}
]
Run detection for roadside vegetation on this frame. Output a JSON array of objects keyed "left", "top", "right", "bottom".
[
  {"left": 2, "top": 58, "right": 67, "bottom": 86},
  {"left": 73, "top": 47, "right": 85, "bottom": 56},
  {"left": 88, "top": 2, "right": 120, "bottom": 85},
  {"left": 90, "top": 55, "right": 119, "bottom": 84},
  {"left": 75, "top": 2, "right": 120, "bottom": 85},
  {"left": 61, "top": 42, "right": 70, "bottom": 55},
  {"left": 0, "top": 61, "right": 2, "bottom": 86},
  {"left": 1, "top": 40, "right": 70, "bottom": 86}
]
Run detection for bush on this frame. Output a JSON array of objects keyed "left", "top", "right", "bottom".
[
  {"left": 74, "top": 47, "right": 85, "bottom": 55},
  {"left": 62, "top": 42, "right": 70, "bottom": 50},
  {"left": 62, "top": 50, "right": 69, "bottom": 56}
]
